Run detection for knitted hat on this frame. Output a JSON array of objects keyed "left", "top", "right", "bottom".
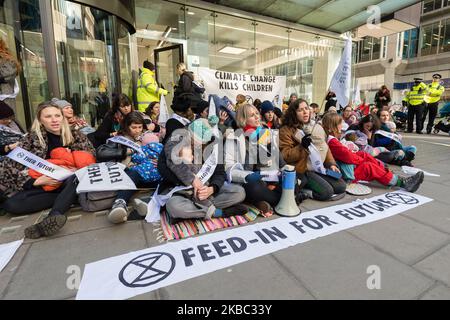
[
  {"left": 50, "top": 98, "right": 72, "bottom": 109},
  {"left": 171, "top": 93, "right": 194, "bottom": 113},
  {"left": 0, "top": 100, "right": 14, "bottom": 119},
  {"left": 260, "top": 100, "right": 274, "bottom": 116},
  {"left": 188, "top": 115, "right": 219, "bottom": 144}
]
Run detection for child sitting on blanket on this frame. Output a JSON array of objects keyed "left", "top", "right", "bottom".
[
  {"left": 178, "top": 144, "right": 216, "bottom": 219},
  {"left": 321, "top": 112, "right": 425, "bottom": 193}
]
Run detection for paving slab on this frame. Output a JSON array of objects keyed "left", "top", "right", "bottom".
[
  {"left": 0, "top": 243, "right": 30, "bottom": 299},
  {"left": 414, "top": 181, "right": 450, "bottom": 205},
  {"left": 414, "top": 244, "right": 450, "bottom": 287},
  {"left": 159, "top": 255, "right": 315, "bottom": 300},
  {"left": 0, "top": 212, "right": 42, "bottom": 244},
  {"left": 419, "top": 284, "right": 450, "bottom": 300},
  {"left": 401, "top": 200, "right": 450, "bottom": 234},
  {"left": 2, "top": 222, "right": 147, "bottom": 300},
  {"left": 272, "top": 232, "right": 433, "bottom": 299},
  {"left": 348, "top": 214, "right": 450, "bottom": 265}
]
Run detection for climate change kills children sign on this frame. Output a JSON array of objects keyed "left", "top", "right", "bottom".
[
  {"left": 76, "top": 191, "right": 432, "bottom": 300},
  {"left": 75, "top": 162, "right": 136, "bottom": 193},
  {"left": 198, "top": 68, "right": 286, "bottom": 109}
]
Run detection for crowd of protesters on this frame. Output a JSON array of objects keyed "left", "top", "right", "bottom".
[{"left": 0, "top": 55, "right": 434, "bottom": 239}]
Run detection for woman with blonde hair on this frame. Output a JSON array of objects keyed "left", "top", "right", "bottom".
[
  {"left": 225, "top": 104, "right": 288, "bottom": 214},
  {"left": 0, "top": 100, "right": 94, "bottom": 238},
  {"left": 0, "top": 39, "right": 21, "bottom": 111},
  {"left": 173, "top": 62, "right": 203, "bottom": 104}
]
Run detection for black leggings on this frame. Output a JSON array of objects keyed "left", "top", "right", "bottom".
[
  {"left": 298, "top": 171, "right": 346, "bottom": 201},
  {"left": 2, "top": 176, "right": 78, "bottom": 216},
  {"left": 243, "top": 180, "right": 282, "bottom": 207}
]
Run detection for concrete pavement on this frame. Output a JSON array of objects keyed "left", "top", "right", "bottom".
[{"left": 1, "top": 133, "right": 450, "bottom": 300}]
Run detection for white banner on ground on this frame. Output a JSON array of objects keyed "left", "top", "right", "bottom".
[
  {"left": 0, "top": 239, "right": 23, "bottom": 273},
  {"left": 75, "top": 162, "right": 137, "bottom": 193},
  {"left": 76, "top": 191, "right": 432, "bottom": 300},
  {"left": 402, "top": 166, "right": 440, "bottom": 177},
  {"left": 107, "top": 136, "right": 144, "bottom": 155},
  {"left": 330, "top": 36, "right": 352, "bottom": 108},
  {"left": 198, "top": 68, "right": 286, "bottom": 109},
  {"left": 7, "top": 147, "right": 74, "bottom": 181}
]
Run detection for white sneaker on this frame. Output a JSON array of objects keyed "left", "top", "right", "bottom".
[
  {"left": 132, "top": 198, "right": 148, "bottom": 217},
  {"left": 108, "top": 199, "right": 128, "bottom": 224}
]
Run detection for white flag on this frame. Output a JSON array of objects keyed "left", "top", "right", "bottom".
[
  {"left": 159, "top": 94, "right": 169, "bottom": 126},
  {"left": 352, "top": 79, "right": 361, "bottom": 105},
  {"left": 330, "top": 35, "right": 352, "bottom": 108}
]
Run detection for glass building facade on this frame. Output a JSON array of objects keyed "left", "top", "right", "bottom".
[{"left": 1, "top": 0, "right": 348, "bottom": 129}]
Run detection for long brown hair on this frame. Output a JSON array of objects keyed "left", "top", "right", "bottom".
[
  {"left": 281, "top": 98, "right": 309, "bottom": 129},
  {"left": 321, "top": 112, "right": 342, "bottom": 138},
  {"left": 0, "top": 39, "right": 21, "bottom": 73}
]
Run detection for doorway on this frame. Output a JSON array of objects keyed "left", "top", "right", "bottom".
[
  {"left": 136, "top": 34, "right": 185, "bottom": 109},
  {"left": 154, "top": 44, "right": 183, "bottom": 106}
]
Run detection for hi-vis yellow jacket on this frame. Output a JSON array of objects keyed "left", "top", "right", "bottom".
[
  {"left": 424, "top": 81, "right": 445, "bottom": 104},
  {"left": 136, "top": 67, "right": 168, "bottom": 112},
  {"left": 404, "top": 82, "right": 427, "bottom": 106}
]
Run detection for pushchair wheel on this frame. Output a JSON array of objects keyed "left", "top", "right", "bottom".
[{"left": 433, "top": 129, "right": 439, "bottom": 134}]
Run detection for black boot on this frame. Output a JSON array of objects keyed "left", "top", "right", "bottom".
[
  {"left": 404, "top": 151, "right": 415, "bottom": 161},
  {"left": 399, "top": 171, "right": 424, "bottom": 193},
  {"left": 222, "top": 204, "right": 249, "bottom": 217},
  {"left": 24, "top": 214, "right": 67, "bottom": 239}
]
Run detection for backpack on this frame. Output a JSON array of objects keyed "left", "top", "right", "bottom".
[{"left": 78, "top": 191, "right": 117, "bottom": 212}]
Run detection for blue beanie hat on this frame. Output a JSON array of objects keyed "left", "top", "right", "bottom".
[{"left": 260, "top": 100, "right": 274, "bottom": 116}]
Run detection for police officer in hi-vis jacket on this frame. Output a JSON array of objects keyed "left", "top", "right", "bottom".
[
  {"left": 404, "top": 78, "right": 427, "bottom": 134},
  {"left": 422, "top": 73, "right": 445, "bottom": 134}
]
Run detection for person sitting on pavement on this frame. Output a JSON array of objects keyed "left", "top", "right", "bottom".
[
  {"left": 50, "top": 98, "right": 94, "bottom": 135},
  {"left": 89, "top": 93, "right": 133, "bottom": 148},
  {"left": 0, "top": 101, "right": 25, "bottom": 157},
  {"left": 279, "top": 99, "right": 346, "bottom": 201},
  {"left": 260, "top": 100, "right": 281, "bottom": 130},
  {"left": 0, "top": 100, "right": 94, "bottom": 238},
  {"left": 158, "top": 116, "right": 247, "bottom": 221},
  {"left": 322, "top": 112, "right": 424, "bottom": 193},
  {"left": 107, "top": 111, "right": 163, "bottom": 223},
  {"left": 225, "top": 104, "right": 287, "bottom": 215},
  {"left": 373, "top": 109, "right": 417, "bottom": 166},
  {"left": 347, "top": 114, "right": 404, "bottom": 165}
]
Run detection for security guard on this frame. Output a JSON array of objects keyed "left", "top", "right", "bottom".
[
  {"left": 136, "top": 60, "right": 168, "bottom": 113},
  {"left": 404, "top": 77, "right": 427, "bottom": 134},
  {"left": 423, "top": 73, "right": 445, "bottom": 134}
]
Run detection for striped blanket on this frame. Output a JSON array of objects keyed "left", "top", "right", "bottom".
[{"left": 158, "top": 207, "right": 273, "bottom": 241}]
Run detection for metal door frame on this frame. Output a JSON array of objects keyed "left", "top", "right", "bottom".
[{"left": 153, "top": 43, "right": 184, "bottom": 85}]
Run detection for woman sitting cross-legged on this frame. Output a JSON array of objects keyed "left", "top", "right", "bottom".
[
  {"left": 107, "top": 111, "right": 163, "bottom": 223},
  {"left": 373, "top": 109, "right": 417, "bottom": 166},
  {"left": 321, "top": 112, "right": 424, "bottom": 193},
  {"left": 158, "top": 116, "right": 247, "bottom": 221},
  {"left": 279, "top": 99, "right": 346, "bottom": 201},
  {"left": 0, "top": 100, "right": 95, "bottom": 238},
  {"left": 224, "top": 104, "right": 286, "bottom": 214}
]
